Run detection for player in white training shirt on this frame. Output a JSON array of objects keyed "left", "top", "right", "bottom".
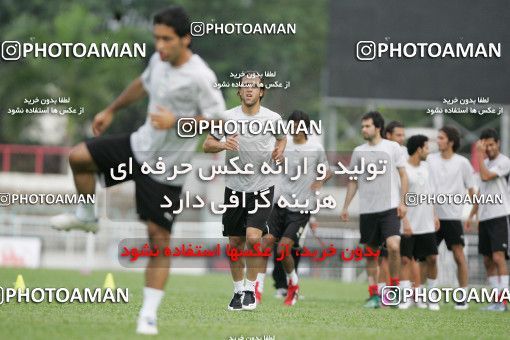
[
  {"left": 379, "top": 121, "right": 418, "bottom": 297},
  {"left": 427, "top": 126, "right": 475, "bottom": 310},
  {"left": 341, "top": 112, "right": 408, "bottom": 308},
  {"left": 50, "top": 6, "right": 226, "bottom": 335},
  {"left": 203, "top": 71, "right": 286, "bottom": 311},
  {"left": 398, "top": 135, "right": 440, "bottom": 311},
  {"left": 259, "top": 110, "right": 332, "bottom": 306},
  {"left": 466, "top": 128, "right": 510, "bottom": 312}
]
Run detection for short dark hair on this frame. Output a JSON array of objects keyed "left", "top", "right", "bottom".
[
  {"left": 153, "top": 6, "right": 190, "bottom": 37},
  {"left": 439, "top": 126, "right": 461, "bottom": 152},
  {"left": 241, "top": 70, "right": 264, "bottom": 85},
  {"left": 385, "top": 121, "right": 404, "bottom": 137},
  {"left": 288, "top": 110, "right": 310, "bottom": 139},
  {"left": 407, "top": 135, "right": 428, "bottom": 156},
  {"left": 480, "top": 128, "right": 499, "bottom": 142},
  {"left": 361, "top": 111, "right": 385, "bottom": 137}
]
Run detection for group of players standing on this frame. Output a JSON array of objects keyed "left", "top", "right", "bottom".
[
  {"left": 341, "top": 113, "right": 510, "bottom": 312},
  {"left": 48, "top": 5, "right": 510, "bottom": 335}
]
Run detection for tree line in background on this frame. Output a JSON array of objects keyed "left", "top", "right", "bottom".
[
  {"left": 0, "top": 0, "right": 327, "bottom": 145},
  {"left": 0, "top": 0, "right": 498, "bottom": 151}
]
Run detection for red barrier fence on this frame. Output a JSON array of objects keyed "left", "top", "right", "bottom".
[{"left": 0, "top": 144, "right": 71, "bottom": 174}]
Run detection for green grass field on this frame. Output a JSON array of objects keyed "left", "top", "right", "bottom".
[{"left": 0, "top": 268, "right": 509, "bottom": 340}]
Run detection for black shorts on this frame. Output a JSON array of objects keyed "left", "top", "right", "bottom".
[
  {"left": 436, "top": 220, "right": 464, "bottom": 250},
  {"left": 268, "top": 205, "right": 310, "bottom": 244},
  {"left": 221, "top": 186, "right": 274, "bottom": 237},
  {"left": 85, "top": 133, "right": 182, "bottom": 232},
  {"left": 400, "top": 232, "right": 438, "bottom": 261},
  {"left": 479, "top": 215, "right": 510, "bottom": 259},
  {"left": 359, "top": 208, "right": 400, "bottom": 248}
]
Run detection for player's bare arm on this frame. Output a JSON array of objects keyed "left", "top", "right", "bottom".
[
  {"left": 203, "top": 133, "right": 239, "bottom": 153},
  {"left": 92, "top": 77, "right": 147, "bottom": 136},
  {"left": 311, "top": 168, "right": 333, "bottom": 191},
  {"left": 271, "top": 136, "right": 287, "bottom": 163},
  {"left": 341, "top": 180, "right": 358, "bottom": 221},
  {"left": 476, "top": 140, "right": 499, "bottom": 181},
  {"left": 397, "top": 166, "right": 408, "bottom": 218},
  {"left": 465, "top": 191, "right": 479, "bottom": 231},
  {"left": 402, "top": 216, "right": 413, "bottom": 236}
]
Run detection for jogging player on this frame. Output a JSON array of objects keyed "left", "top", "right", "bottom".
[
  {"left": 202, "top": 71, "right": 286, "bottom": 311},
  {"left": 260, "top": 110, "right": 332, "bottom": 306}
]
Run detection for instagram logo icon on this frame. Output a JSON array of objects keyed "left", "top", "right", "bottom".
[
  {"left": 1, "top": 41, "right": 22, "bottom": 61},
  {"left": 356, "top": 41, "right": 376, "bottom": 61}
]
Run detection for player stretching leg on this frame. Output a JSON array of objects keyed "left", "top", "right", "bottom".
[{"left": 51, "top": 6, "right": 225, "bottom": 334}]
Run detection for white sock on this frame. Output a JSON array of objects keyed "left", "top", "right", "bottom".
[
  {"left": 377, "top": 282, "right": 386, "bottom": 295},
  {"left": 245, "top": 279, "right": 256, "bottom": 292},
  {"left": 233, "top": 280, "right": 244, "bottom": 293},
  {"left": 140, "top": 287, "right": 164, "bottom": 319},
  {"left": 487, "top": 275, "right": 500, "bottom": 295},
  {"left": 488, "top": 275, "right": 499, "bottom": 288},
  {"left": 400, "top": 280, "right": 412, "bottom": 289},
  {"left": 427, "top": 278, "right": 438, "bottom": 288},
  {"left": 75, "top": 202, "right": 95, "bottom": 221},
  {"left": 459, "top": 286, "right": 468, "bottom": 302},
  {"left": 256, "top": 273, "right": 265, "bottom": 292},
  {"left": 399, "top": 280, "right": 412, "bottom": 301},
  {"left": 499, "top": 275, "right": 509, "bottom": 290},
  {"left": 415, "top": 285, "right": 424, "bottom": 303},
  {"left": 286, "top": 270, "right": 298, "bottom": 285}
]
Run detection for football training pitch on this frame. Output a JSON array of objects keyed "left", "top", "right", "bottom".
[{"left": 0, "top": 268, "right": 508, "bottom": 339}]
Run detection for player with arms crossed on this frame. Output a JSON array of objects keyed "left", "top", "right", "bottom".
[
  {"left": 341, "top": 111, "right": 408, "bottom": 308},
  {"left": 203, "top": 71, "right": 286, "bottom": 311},
  {"left": 51, "top": 6, "right": 225, "bottom": 334},
  {"left": 466, "top": 128, "right": 510, "bottom": 312}
]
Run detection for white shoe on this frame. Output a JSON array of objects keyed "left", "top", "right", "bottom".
[
  {"left": 275, "top": 288, "right": 287, "bottom": 299},
  {"left": 51, "top": 213, "right": 98, "bottom": 233},
  {"left": 415, "top": 301, "right": 428, "bottom": 309},
  {"left": 454, "top": 302, "right": 469, "bottom": 310},
  {"left": 481, "top": 303, "right": 508, "bottom": 312},
  {"left": 428, "top": 302, "right": 440, "bottom": 311},
  {"left": 398, "top": 300, "right": 413, "bottom": 309},
  {"left": 136, "top": 315, "right": 158, "bottom": 335}
]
